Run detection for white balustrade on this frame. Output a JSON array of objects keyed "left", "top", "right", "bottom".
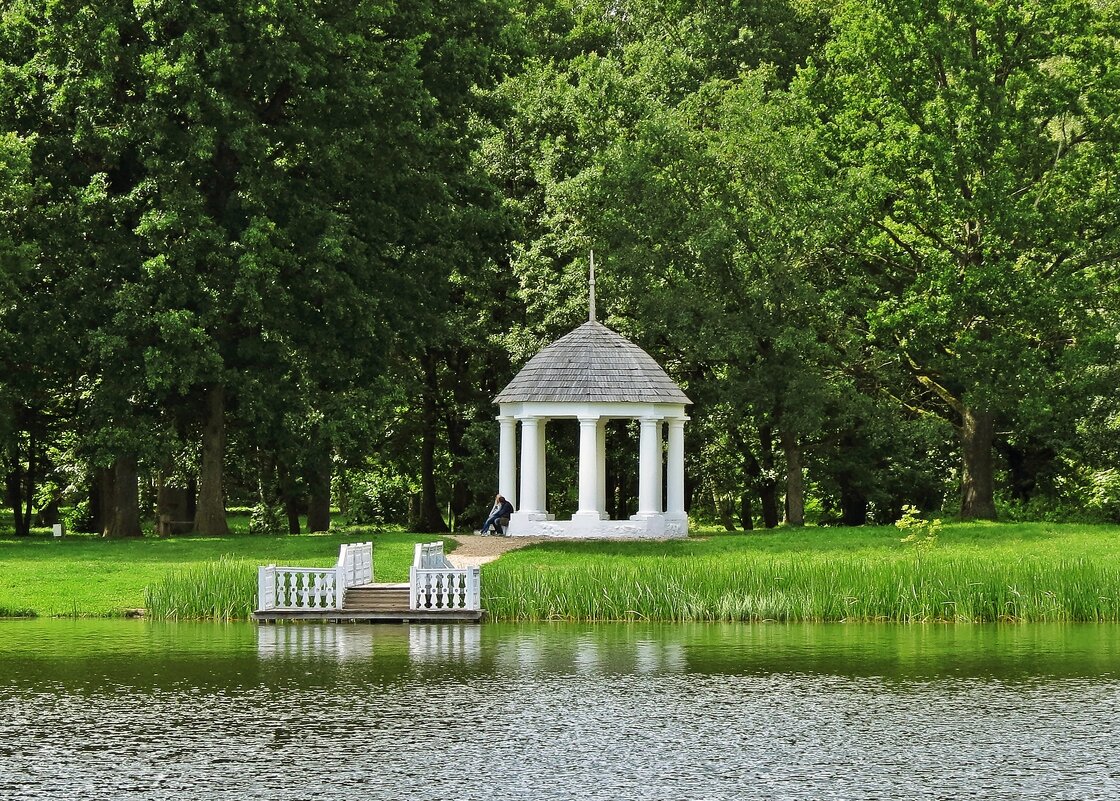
[
  {"left": 257, "top": 541, "right": 373, "bottom": 612},
  {"left": 409, "top": 541, "right": 481, "bottom": 611},
  {"left": 409, "top": 567, "right": 482, "bottom": 610}
]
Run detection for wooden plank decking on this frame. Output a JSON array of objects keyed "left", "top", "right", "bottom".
[{"left": 252, "top": 582, "right": 484, "bottom": 623}]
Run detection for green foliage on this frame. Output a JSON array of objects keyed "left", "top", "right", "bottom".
[
  {"left": 344, "top": 470, "right": 417, "bottom": 527},
  {"left": 895, "top": 504, "right": 942, "bottom": 553},
  {"left": 1087, "top": 469, "right": 1120, "bottom": 523},
  {"left": 0, "top": 0, "right": 1117, "bottom": 534},
  {"left": 248, "top": 503, "right": 285, "bottom": 537}
]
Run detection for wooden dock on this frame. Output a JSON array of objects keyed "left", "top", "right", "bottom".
[{"left": 252, "top": 582, "right": 484, "bottom": 623}]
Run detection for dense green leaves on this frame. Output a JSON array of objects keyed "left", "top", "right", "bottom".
[{"left": 0, "top": 0, "right": 1117, "bottom": 535}]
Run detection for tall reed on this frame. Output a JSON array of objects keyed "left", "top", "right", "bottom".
[
  {"left": 145, "top": 557, "right": 257, "bottom": 620},
  {"left": 482, "top": 553, "right": 1120, "bottom": 622}
]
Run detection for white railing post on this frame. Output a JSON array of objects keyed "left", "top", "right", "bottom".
[
  {"left": 467, "top": 566, "right": 481, "bottom": 610},
  {"left": 259, "top": 565, "right": 276, "bottom": 611}
]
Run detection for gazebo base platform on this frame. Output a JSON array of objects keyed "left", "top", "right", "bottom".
[{"left": 506, "top": 512, "right": 688, "bottom": 539}]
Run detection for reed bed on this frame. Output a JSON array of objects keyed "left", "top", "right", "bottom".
[
  {"left": 482, "top": 553, "right": 1120, "bottom": 622},
  {"left": 0, "top": 605, "right": 37, "bottom": 618},
  {"left": 144, "top": 557, "right": 257, "bottom": 620}
]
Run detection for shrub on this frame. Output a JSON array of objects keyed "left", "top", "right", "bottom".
[
  {"left": 344, "top": 470, "right": 414, "bottom": 526},
  {"left": 248, "top": 502, "right": 285, "bottom": 536}
]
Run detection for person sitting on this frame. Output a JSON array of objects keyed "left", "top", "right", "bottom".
[{"left": 479, "top": 494, "right": 514, "bottom": 536}]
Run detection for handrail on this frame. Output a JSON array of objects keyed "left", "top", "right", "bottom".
[
  {"left": 409, "top": 541, "right": 480, "bottom": 610},
  {"left": 257, "top": 541, "right": 373, "bottom": 612}
]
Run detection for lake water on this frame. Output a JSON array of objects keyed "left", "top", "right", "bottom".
[{"left": 1, "top": 620, "right": 1118, "bottom": 800}]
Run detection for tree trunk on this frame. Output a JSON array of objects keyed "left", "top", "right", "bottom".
[
  {"left": 960, "top": 405, "right": 997, "bottom": 520},
  {"left": 757, "top": 425, "right": 780, "bottom": 529},
  {"left": 186, "top": 477, "right": 197, "bottom": 520},
  {"left": 99, "top": 466, "right": 116, "bottom": 537},
  {"left": 738, "top": 489, "right": 754, "bottom": 531},
  {"left": 712, "top": 482, "right": 735, "bottom": 531},
  {"left": 740, "top": 450, "right": 763, "bottom": 531},
  {"left": 105, "top": 455, "right": 142, "bottom": 538},
  {"left": 306, "top": 435, "right": 331, "bottom": 533},
  {"left": 414, "top": 355, "right": 448, "bottom": 533},
  {"left": 277, "top": 463, "right": 301, "bottom": 535},
  {"left": 6, "top": 443, "right": 31, "bottom": 537},
  {"left": 781, "top": 426, "right": 805, "bottom": 527},
  {"left": 446, "top": 418, "right": 470, "bottom": 526},
  {"left": 86, "top": 471, "right": 105, "bottom": 534},
  {"left": 839, "top": 485, "right": 869, "bottom": 527},
  {"left": 416, "top": 420, "right": 448, "bottom": 532},
  {"left": 194, "top": 384, "right": 230, "bottom": 535}
]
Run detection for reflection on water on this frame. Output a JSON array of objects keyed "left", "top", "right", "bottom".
[{"left": 1, "top": 620, "right": 1118, "bottom": 800}]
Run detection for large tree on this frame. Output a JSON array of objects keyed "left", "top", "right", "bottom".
[{"left": 814, "top": 0, "right": 1120, "bottom": 518}]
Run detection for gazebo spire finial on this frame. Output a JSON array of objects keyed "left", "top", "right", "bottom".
[{"left": 589, "top": 250, "right": 597, "bottom": 323}]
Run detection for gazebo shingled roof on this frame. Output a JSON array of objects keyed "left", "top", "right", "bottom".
[{"left": 494, "top": 320, "right": 691, "bottom": 405}]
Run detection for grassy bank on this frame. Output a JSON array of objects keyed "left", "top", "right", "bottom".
[
  {"left": 482, "top": 522, "right": 1120, "bottom": 622},
  {"left": 6, "top": 520, "right": 1120, "bottom": 623},
  {"left": 0, "top": 523, "right": 435, "bottom": 618}
]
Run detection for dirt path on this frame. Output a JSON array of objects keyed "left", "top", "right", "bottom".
[{"left": 445, "top": 534, "right": 546, "bottom": 568}]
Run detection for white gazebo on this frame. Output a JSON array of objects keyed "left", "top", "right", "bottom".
[{"left": 493, "top": 271, "right": 691, "bottom": 539}]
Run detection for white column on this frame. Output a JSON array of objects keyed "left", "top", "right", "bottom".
[
  {"left": 666, "top": 418, "right": 686, "bottom": 514},
  {"left": 519, "top": 417, "right": 541, "bottom": 513},
  {"left": 636, "top": 417, "right": 662, "bottom": 516},
  {"left": 653, "top": 419, "right": 664, "bottom": 511},
  {"left": 596, "top": 419, "right": 608, "bottom": 519},
  {"left": 575, "top": 416, "right": 601, "bottom": 520},
  {"left": 498, "top": 415, "right": 517, "bottom": 509},
  {"left": 536, "top": 419, "right": 548, "bottom": 513}
]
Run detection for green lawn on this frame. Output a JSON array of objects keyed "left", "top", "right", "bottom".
[
  {"left": 483, "top": 521, "right": 1120, "bottom": 622},
  {"left": 0, "top": 521, "right": 441, "bottom": 617}
]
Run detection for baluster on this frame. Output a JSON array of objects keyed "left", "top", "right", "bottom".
[
  {"left": 325, "top": 572, "right": 336, "bottom": 609},
  {"left": 300, "top": 572, "right": 310, "bottom": 608},
  {"left": 313, "top": 572, "right": 323, "bottom": 608},
  {"left": 440, "top": 571, "right": 451, "bottom": 609}
]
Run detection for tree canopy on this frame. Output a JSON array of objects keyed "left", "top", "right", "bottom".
[{"left": 1, "top": 0, "right": 1117, "bottom": 536}]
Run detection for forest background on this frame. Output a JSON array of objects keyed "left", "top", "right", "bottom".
[{"left": 0, "top": 0, "right": 1118, "bottom": 538}]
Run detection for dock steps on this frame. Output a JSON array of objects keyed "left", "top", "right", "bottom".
[{"left": 343, "top": 584, "right": 410, "bottom": 612}]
